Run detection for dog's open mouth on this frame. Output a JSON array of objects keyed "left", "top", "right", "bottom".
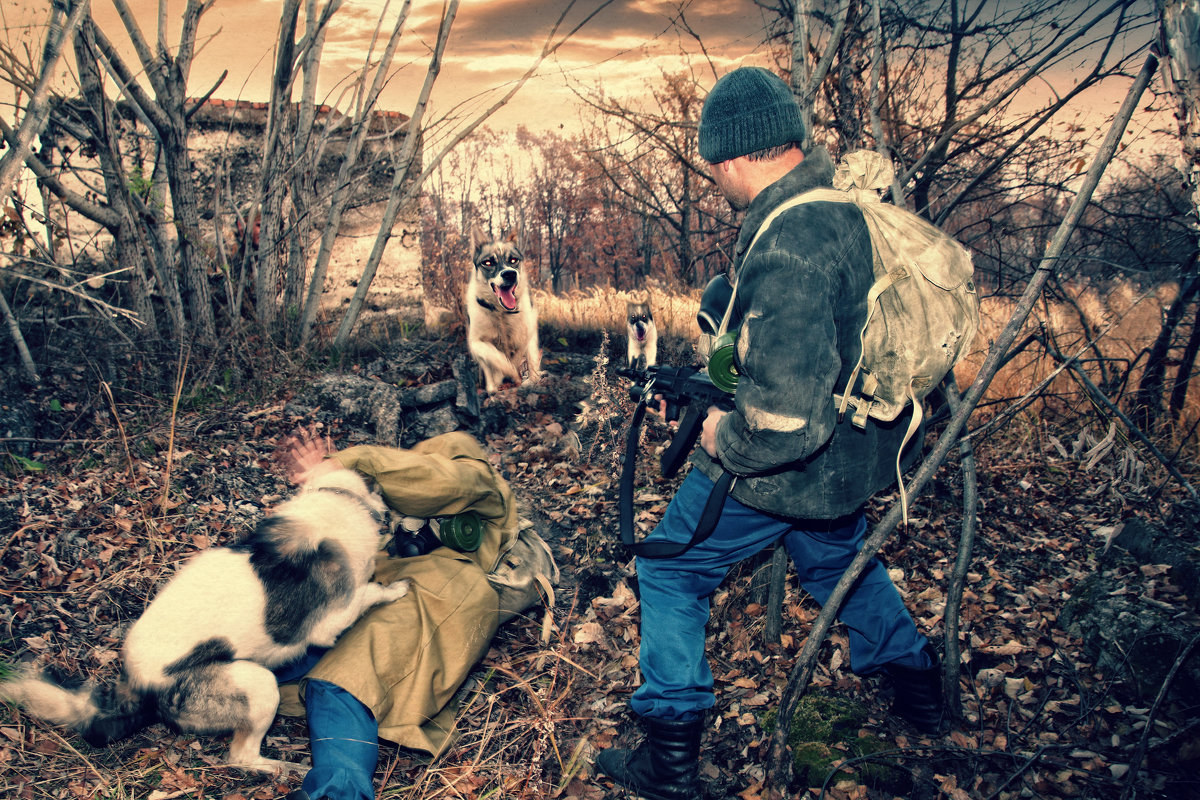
[{"left": 493, "top": 283, "right": 520, "bottom": 312}]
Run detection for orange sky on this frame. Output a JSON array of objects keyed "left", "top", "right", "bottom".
[
  {"left": 64, "top": 0, "right": 779, "bottom": 133},
  {"left": 0, "top": 1, "right": 1167, "bottom": 157}
]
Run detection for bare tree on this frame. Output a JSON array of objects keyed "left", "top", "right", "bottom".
[
  {"left": 329, "top": 0, "right": 617, "bottom": 348},
  {"left": 1157, "top": 0, "right": 1199, "bottom": 233},
  {"left": 574, "top": 67, "right": 721, "bottom": 286},
  {"left": 1156, "top": 0, "right": 1200, "bottom": 419},
  {"left": 2, "top": 0, "right": 614, "bottom": 362},
  {"left": 93, "top": 0, "right": 220, "bottom": 341},
  {"left": 2, "top": 1, "right": 223, "bottom": 346},
  {"left": 239, "top": 0, "right": 615, "bottom": 346},
  {"left": 0, "top": 0, "right": 87, "bottom": 384}
]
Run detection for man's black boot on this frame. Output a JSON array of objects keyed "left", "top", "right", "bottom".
[
  {"left": 595, "top": 715, "right": 703, "bottom": 800},
  {"left": 882, "top": 644, "right": 948, "bottom": 735}
]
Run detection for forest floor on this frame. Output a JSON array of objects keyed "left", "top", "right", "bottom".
[{"left": 1, "top": 329, "right": 1198, "bottom": 800}]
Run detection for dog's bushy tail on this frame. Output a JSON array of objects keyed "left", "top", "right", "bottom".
[{"left": 0, "top": 666, "right": 158, "bottom": 746}]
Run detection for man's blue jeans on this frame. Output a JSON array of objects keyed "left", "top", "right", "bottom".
[{"left": 630, "top": 469, "right": 931, "bottom": 720}]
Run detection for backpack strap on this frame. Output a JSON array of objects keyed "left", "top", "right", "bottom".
[
  {"left": 744, "top": 188, "right": 921, "bottom": 526},
  {"left": 835, "top": 263, "right": 909, "bottom": 426}
]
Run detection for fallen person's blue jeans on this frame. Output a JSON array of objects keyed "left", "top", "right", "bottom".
[
  {"left": 301, "top": 679, "right": 378, "bottom": 800},
  {"left": 275, "top": 651, "right": 377, "bottom": 800},
  {"left": 631, "top": 469, "right": 932, "bottom": 720}
]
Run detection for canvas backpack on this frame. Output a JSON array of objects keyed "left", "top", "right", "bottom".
[
  {"left": 487, "top": 521, "right": 559, "bottom": 639},
  {"left": 720, "top": 150, "right": 981, "bottom": 519}
]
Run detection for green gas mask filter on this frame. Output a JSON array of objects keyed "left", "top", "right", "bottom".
[
  {"left": 705, "top": 330, "right": 739, "bottom": 393},
  {"left": 696, "top": 276, "right": 740, "bottom": 393},
  {"left": 435, "top": 510, "right": 484, "bottom": 552}
]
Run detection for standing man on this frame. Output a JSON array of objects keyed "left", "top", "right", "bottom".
[{"left": 595, "top": 67, "right": 945, "bottom": 800}]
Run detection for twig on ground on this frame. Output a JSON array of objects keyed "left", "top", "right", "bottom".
[{"left": 1119, "top": 630, "right": 1200, "bottom": 800}]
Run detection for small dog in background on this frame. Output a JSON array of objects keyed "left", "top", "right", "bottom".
[
  {"left": 0, "top": 468, "right": 408, "bottom": 774},
  {"left": 626, "top": 295, "right": 657, "bottom": 370},
  {"left": 465, "top": 223, "right": 542, "bottom": 393}
]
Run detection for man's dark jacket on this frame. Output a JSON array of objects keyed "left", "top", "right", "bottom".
[{"left": 691, "top": 147, "right": 919, "bottom": 521}]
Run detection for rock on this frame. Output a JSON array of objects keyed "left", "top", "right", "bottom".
[
  {"left": 285, "top": 372, "right": 473, "bottom": 447},
  {"left": 287, "top": 373, "right": 404, "bottom": 444},
  {"left": 0, "top": 392, "right": 38, "bottom": 458},
  {"left": 1104, "top": 513, "right": 1200, "bottom": 607},
  {"left": 1060, "top": 510, "right": 1200, "bottom": 706}
]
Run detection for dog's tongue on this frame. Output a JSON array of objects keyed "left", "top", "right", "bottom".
[
  {"left": 494, "top": 285, "right": 518, "bottom": 311},
  {"left": 636, "top": 328, "right": 647, "bottom": 342}
]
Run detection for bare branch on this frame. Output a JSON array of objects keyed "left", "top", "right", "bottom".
[
  {"left": 298, "top": 0, "right": 416, "bottom": 342},
  {"left": 330, "top": 0, "right": 618, "bottom": 346},
  {"left": 0, "top": 0, "right": 88, "bottom": 203},
  {"left": 0, "top": 289, "right": 39, "bottom": 385},
  {"left": 896, "top": 0, "right": 1132, "bottom": 190},
  {"left": 0, "top": 116, "right": 121, "bottom": 229}
]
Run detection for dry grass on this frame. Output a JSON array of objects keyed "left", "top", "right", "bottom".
[
  {"left": 539, "top": 280, "right": 1200, "bottom": 460},
  {"left": 534, "top": 281, "right": 704, "bottom": 339}
]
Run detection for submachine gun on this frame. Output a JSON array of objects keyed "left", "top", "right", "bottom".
[
  {"left": 616, "top": 364, "right": 734, "bottom": 477},
  {"left": 616, "top": 362, "right": 738, "bottom": 559},
  {"left": 616, "top": 274, "right": 745, "bottom": 558}
]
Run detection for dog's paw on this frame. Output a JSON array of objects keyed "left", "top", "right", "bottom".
[{"left": 231, "top": 756, "right": 309, "bottom": 775}]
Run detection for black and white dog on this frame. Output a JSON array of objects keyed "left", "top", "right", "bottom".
[
  {"left": 626, "top": 296, "right": 657, "bottom": 370},
  {"left": 0, "top": 469, "right": 408, "bottom": 773},
  {"left": 465, "top": 224, "right": 542, "bottom": 393}
]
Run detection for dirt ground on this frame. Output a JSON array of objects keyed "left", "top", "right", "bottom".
[{"left": 1, "top": 330, "right": 1198, "bottom": 800}]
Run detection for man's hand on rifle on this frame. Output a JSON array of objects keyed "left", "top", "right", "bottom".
[
  {"left": 648, "top": 394, "right": 678, "bottom": 427},
  {"left": 700, "top": 406, "right": 728, "bottom": 458}
]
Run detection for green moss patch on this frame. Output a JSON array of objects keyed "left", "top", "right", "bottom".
[{"left": 769, "top": 692, "right": 912, "bottom": 792}]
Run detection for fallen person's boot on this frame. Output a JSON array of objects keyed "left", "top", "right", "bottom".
[
  {"left": 882, "top": 643, "right": 949, "bottom": 735},
  {"left": 595, "top": 715, "right": 703, "bottom": 800}
]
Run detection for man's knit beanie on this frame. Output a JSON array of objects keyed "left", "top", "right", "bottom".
[{"left": 698, "top": 67, "right": 807, "bottom": 164}]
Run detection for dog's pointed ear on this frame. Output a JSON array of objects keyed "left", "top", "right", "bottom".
[{"left": 469, "top": 223, "right": 488, "bottom": 255}]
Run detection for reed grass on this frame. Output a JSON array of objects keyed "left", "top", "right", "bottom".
[{"left": 536, "top": 280, "right": 1200, "bottom": 458}]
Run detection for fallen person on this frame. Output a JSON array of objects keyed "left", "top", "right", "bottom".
[{"left": 276, "top": 430, "right": 558, "bottom": 800}]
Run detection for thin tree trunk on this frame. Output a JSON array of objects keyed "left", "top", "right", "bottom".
[
  {"left": 940, "top": 374, "right": 979, "bottom": 721},
  {"left": 865, "top": 0, "right": 904, "bottom": 202},
  {"left": 764, "top": 545, "right": 788, "bottom": 645},
  {"left": 328, "top": 0, "right": 459, "bottom": 348},
  {"left": 1156, "top": 0, "right": 1199, "bottom": 240},
  {"left": 1168, "top": 286, "right": 1200, "bottom": 420},
  {"left": 0, "top": 289, "right": 40, "bottom": 385},
  {"left": 1132, "top": 267, "right": 1200, "bottom": 429},
  {"left": 790, "top": 0, "right": 849, "bottom": 149},
  {"left": 298, "top": 0, "right": 414, "bottom": 346},
  {"left": 74, "top": 19, "right": 168, "bottom": 337},
  {"left": 102, "top": 0, "right": 217, "bottom": 341},
  {"left": 254, "top": 0, "right": 301, "bottom": 332},
  {"left": 282, "top": 0, "right": 335, "bottom": 338}
]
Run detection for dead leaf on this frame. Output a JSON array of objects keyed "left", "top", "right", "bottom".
[
  {"left": 573, "top": 622, "right": 606, "bottom": 645},
  {"left": 983, "top": 640, "right": 1024, "bottom": 656}
]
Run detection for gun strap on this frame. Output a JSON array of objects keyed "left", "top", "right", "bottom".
[{"left": 619, "top": 398, "right": 736, "bottom": 560}]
